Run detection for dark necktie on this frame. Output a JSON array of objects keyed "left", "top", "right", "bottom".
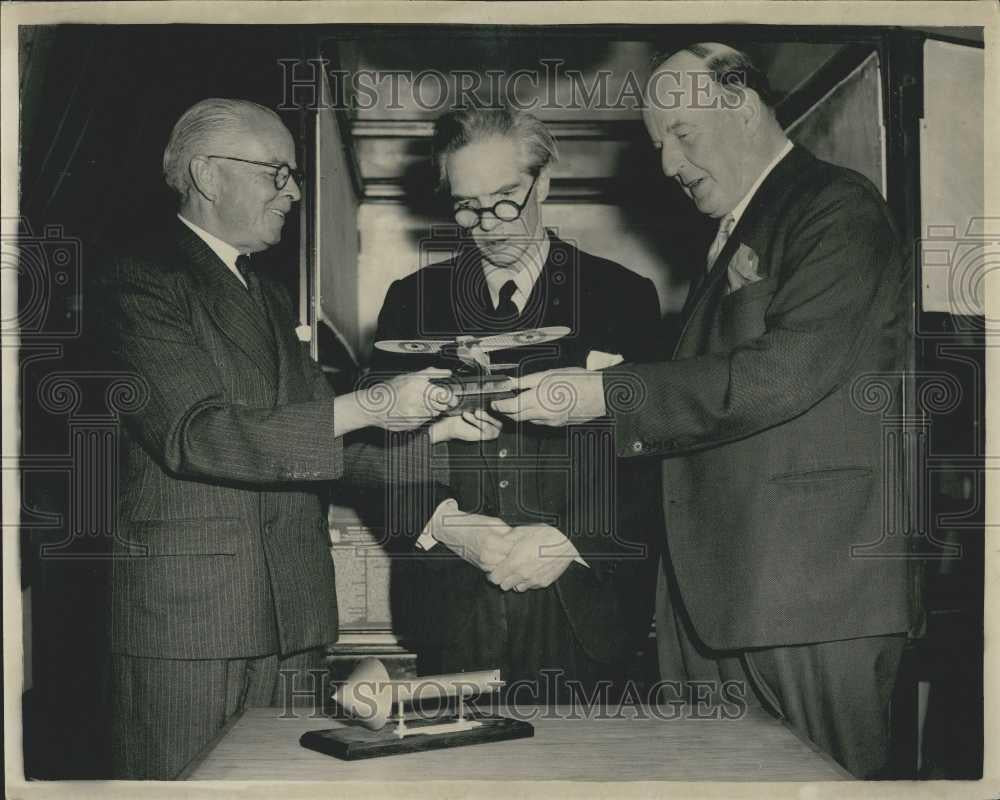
[
  {"left": 235, "top": 254, "right": 267, "bottom": 311},
  {"left": 235, "top": 253, "right": 278, "bottom": 369},
  {"left": 496, "top": 279, "right": 518, "bottom": 319}
]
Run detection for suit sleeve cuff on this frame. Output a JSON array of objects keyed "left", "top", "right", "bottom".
[{"left": 602, "top": 366, "right": 660, "bottom": 458}]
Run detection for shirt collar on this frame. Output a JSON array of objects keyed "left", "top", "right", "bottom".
[
  {"left": 177, "top": 213, "right": 248, "bottom": 287},
  {"left": 728, "top": 139, "right": 794, "bottom": 227},
  {"left": 482, "top": 229, "right": 551, "bottom": 314}
]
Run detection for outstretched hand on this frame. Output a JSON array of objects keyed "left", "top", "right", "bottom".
[
  {"left": 365, "top": 368, "right": 459, "bottom": 430},
  {"left": 491, "top": 368, "right": 607, "bottom": 426}
]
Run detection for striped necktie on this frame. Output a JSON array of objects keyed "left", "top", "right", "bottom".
[
  {"left": 235, "top": 254, "right": 267, "bottom": 311},
  {"left": 706, "top": 214, "right": 736, "bottom": 272}
]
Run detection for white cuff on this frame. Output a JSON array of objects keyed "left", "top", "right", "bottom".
[
  {"left": 562, "top": 535, "right": 588, "bottom": 568},
  {"left": 585, "top": 350, "right": 624, "bottom": 371},
  {"left": 416, "top": 498, "right": 459, "bottom": 551}
]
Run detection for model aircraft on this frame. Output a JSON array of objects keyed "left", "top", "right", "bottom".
[
  {"left": 374, "top": 326, "right": 570, "bottom": 374},
  {"left": 373, "top": 326, "right": 570, "bottom": 413}
]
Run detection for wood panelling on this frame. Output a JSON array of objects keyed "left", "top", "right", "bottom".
[
  {"left": 315, "top": 71, "right": 362, "bottom": 360},
  {"left": 786, "top": 52, "right": 886, "bottom": 194},
  {"left": 337, "top": 38, "right": 654, "bottom": 121},
  {"left": 355, "top": 136, "right": 635, "bottom": 183}
]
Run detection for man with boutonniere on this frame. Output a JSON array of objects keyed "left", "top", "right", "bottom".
[{"left": 493, "top": 46, "right": 920, "bottom": 777}]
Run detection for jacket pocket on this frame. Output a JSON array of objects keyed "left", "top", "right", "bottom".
[
  {"left": 725, "top": 275, "right": 779, "bottom": 305},
  {"left": 718, "top": 276, "right": 779, "bottom": 346},
  {"left": 769, "top": 466, "right": 872, "bottom": 485},
  {"left": 121, "top": 517, "right": 241, "bottom": 555}
]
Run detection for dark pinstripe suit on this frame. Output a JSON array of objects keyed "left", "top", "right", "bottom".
[{"left": 103, "top": 221, "right": 442, "bottom": 777}]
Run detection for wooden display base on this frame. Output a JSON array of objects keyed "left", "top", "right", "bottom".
[{"left": 300, "top": 714, "right": 534, "bottom": 761}]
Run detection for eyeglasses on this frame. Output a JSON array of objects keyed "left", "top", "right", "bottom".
[
  {"left": 453, "top": 174, "right": 538, "bottom": 230},
  {"left": 204, "top": 155, "right": 305, "bottom": 191}
]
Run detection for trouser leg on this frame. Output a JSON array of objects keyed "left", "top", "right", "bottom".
[
  {"left": 266, "top": 648, "right": 327, "bottom": 711},
  {"left": 111, "top": 653, "right": 262, "bottom": 779},
  {"left": 741, "top": 634, "right": 907, "bottom": 778},
  {"left": 110, "top": 649, "right": 323, "bottom": 779},
  {"left": 655, "top": 555, "right": 748, "bottom": 707}
]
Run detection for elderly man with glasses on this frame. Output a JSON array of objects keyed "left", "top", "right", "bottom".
[
  {"left": 370, "top": 106, "right": 665, "bottom": 703},
  {"left": 99, "top": 98, "right": 516, "bottom": 778}
]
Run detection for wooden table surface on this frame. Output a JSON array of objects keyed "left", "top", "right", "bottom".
[{"left": 187, "top": 704, "right": 851, "bottom": 782}]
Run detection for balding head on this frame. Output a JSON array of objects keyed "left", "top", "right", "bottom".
[
  {"left": 648, "top": 43, "right": 776, "bottom": 110},
  {"left": 642, "top": 43, "right": 787, "bottom": 218}
]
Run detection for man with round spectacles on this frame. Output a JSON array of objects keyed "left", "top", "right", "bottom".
[
  {"left": 452, "top": 172, "right": 538, "bottom": 230},
  {"left": 371, "top": 105, "right": 665, "bottom": 703}
]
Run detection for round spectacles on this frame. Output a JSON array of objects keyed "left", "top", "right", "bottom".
[
  {"left": 453, "top": 173, "right": 538, "bottom": 230},
  {"left": 205, "top": 155, "right": 306, "bottom": 191}
]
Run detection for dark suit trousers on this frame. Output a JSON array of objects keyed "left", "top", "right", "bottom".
[
  {"left": 111, "top": 649, "right": 323, "bottom": 779},
  {"left": 435, "top": 566, "right": 616, "bottom": 704},
  {"left": 657, "top": 559, "right": 905, "bottom": 778}
]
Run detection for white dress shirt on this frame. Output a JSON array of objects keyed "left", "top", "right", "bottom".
[
  {"left": 178, "top": 214, "right": 248, "bottom": 288},
  {"left": 482, "top": 231, "right": 550, "bottom": 313}
]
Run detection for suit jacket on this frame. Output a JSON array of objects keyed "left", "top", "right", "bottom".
[
  {"left": 372, "top": 232, "right": 665, "bottom": 665},
  {"left": 608, "top": 146, "right": 919, "bottom": 651},
  {"left": 102, "top": 221, "right": 441, "bottom": 659}
]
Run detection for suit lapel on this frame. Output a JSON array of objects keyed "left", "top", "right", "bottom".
[
  {"left": 260, "top": 279, "right": 311, "bottom": 404},
  {"left": 672, "top": 244, "right": 729, "bottom": 357},
  {"left": 175, "top": 222, "right": 280, "bottom": 388},
  {"left": 673, "top": 145, "right": 814, "bottom": 356},
  {"left": 449, "top": 243, "right": 495, "bottom": 330},
  {"left": 733, "top": 144, "right": 815, "bottom": 248},
  {"left": 526, "top": 232, "right": 572, "bottom": 328}
]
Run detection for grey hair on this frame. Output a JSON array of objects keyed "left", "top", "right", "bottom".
[
  {"left": 162, "top": 98, "right": 280, "bottom": 200},
  {"left": 650, "top": 42, "right": 776, "bottom": 108},
  {"left": 431, "top": 105, "right": 558, "bottom": 191}
]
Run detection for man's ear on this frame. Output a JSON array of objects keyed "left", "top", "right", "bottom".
[
  {"left": 188, "top": 156, "right": 218, "bottom": 202},
  {"left": 536, "top": 167, "right": 552, "bottom": 204},
  {"left": 738, "top": 87, "right": 763, "bottom": 135}
]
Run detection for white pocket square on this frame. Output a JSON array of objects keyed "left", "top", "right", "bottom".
[{"left": 586, "top": 350, "right": 624, "bottom": 370}]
